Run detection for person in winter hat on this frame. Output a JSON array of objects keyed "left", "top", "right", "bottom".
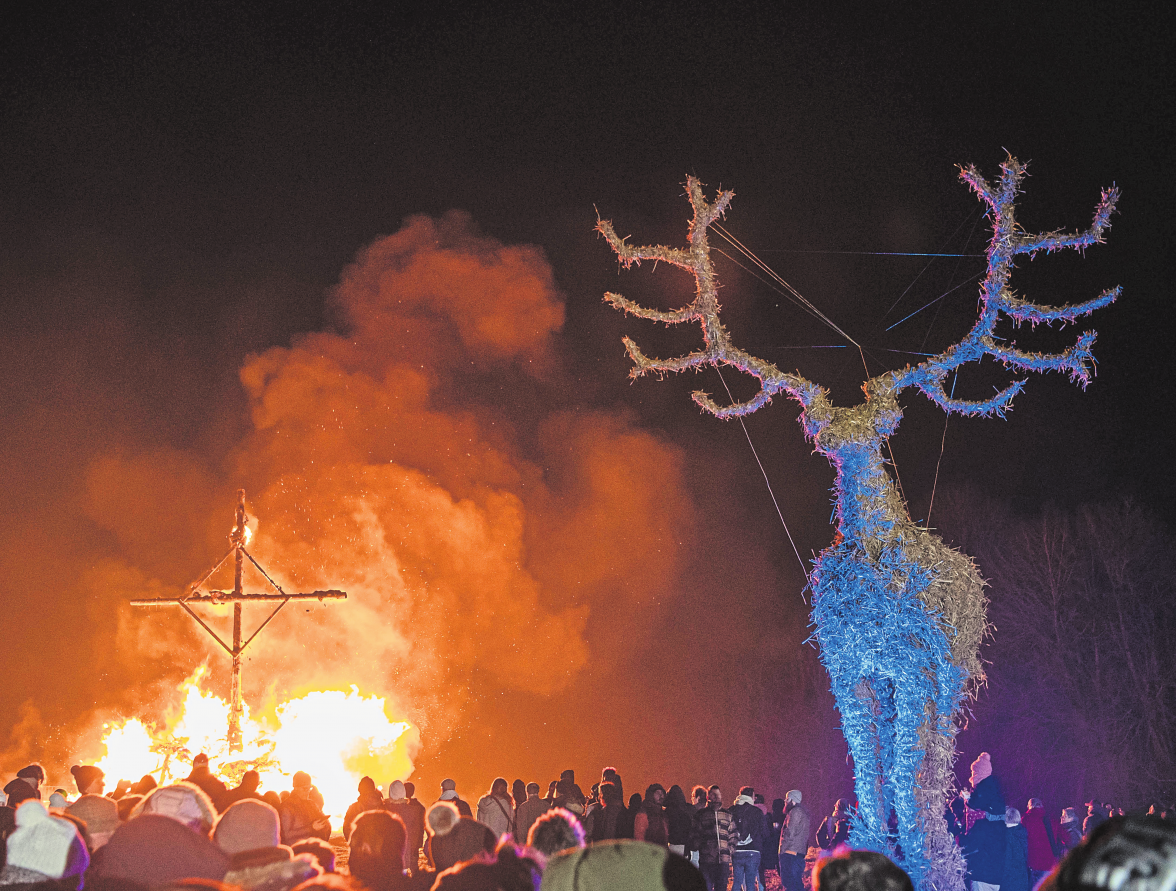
[
  {"left": 961, "top": 753, "right": 1007, "bottom": 891},
  {"left": 278, "top": 772, "right": 330, "bottom": 845},
  {"left": 347, "top": 809, "right": 411, "bottom": 891},
  {"left": 215, "top": 799, "right": 322, "bottom": 891},
  {"left": 14, "top": 765, "right": 45, "bottom": 799},
  {"left": 435, "top": 778, "right": 473, "bottom": 818},
  {"left": 778, "top": 790, "right": 812, "bottom": 891},
  {"left": 67, "top": 793, "right": 120, "bottom": 850},
  {"left": 185, "top": 753, "right": 229, "bottom": 812},
  {"left": 424, "top": 801, "right": 497, "bottom": 873},
  {"left": 4, "top": 775, "right": 40, "bottom": 809},
  {"left": 70, "top": 765, "right": 105, "bottom": 796},
  {"left": 433, "top": 840, "right": 544, "bottom": 891},
  {"left": 343, "top": 776, "right": 384, "bottom": 842},
  {"left": 132, "top": 781, "right": 218, "bottom": 834},
  {"left": 291, "top": 838, "right": 336, "bottom": 873},
  {"left": 383, "top": 779, "right": 425, "bottom": 875},
  {"left": 90, "top": 812, "right": 230, "bottom": 886},
  {"left": 527, "top": 807, "right": 586, "bottom": 857},
  {"left": 539, "top": 839, "right": 705, "bottom": 891},
  {"left": 0, "top": 800, "right": 89, "bottom": 887},
  {"left": 729, "top": 786, "right": 764, "bottom": 891}
]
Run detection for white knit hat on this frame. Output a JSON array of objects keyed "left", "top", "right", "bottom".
[
  {"left": 133, "top": 782, "right": 217, "bottom": 833},
  {"left": 6, "top": 800, "right": 90, "bottom": 879}
]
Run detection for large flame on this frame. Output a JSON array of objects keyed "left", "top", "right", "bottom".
[{"left": 93, "top": 667, "right": 417, "bottom": 822}]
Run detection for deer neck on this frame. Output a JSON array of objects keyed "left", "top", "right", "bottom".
[{"left": 813, "top": 401, "right": 912, "bottom": 548}]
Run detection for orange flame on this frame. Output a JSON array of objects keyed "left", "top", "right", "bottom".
[{"left": 93, "top": 667, "right": 418, "bottom": 822}]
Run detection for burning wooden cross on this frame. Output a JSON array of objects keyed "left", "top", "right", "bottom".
[{"left": 132, "top": 489, "right": 346, "bottom": 752}]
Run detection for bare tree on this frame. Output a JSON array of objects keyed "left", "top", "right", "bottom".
[
  {"left": 937, "top": 494, "right": 1176, "bottom": 809},
  {"left": 596, "top": 158, "right": 1118, "bottom": 891}
]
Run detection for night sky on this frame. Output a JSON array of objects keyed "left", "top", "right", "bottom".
[{"left": 2, "top": 2, "right": 1171, "bottom": 809}]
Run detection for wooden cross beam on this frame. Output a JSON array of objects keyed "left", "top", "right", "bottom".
[{"left": 131, "top": 490, "right": 347, "bottom": 751}]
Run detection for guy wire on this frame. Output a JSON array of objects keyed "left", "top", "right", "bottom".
[{"left": 715, "top": 366, "right": 811, "bottom": 599}]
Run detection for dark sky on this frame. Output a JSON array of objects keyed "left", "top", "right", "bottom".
[{"left": 1, "top": 1, "right": 1171, "bottom": 807}]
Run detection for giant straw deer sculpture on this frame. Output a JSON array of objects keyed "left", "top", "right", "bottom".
[{"left": 597, "top": 157, "right": 1118, "bottom": 891}]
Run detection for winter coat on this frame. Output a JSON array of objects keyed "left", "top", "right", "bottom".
[
  {"left": 633, "top": 801, "right": 669, "bottom": 845},
  {"left": 344, "top": 790, "right": 386, "bottom": 841},
  {"left": 185, "top": 766, "right": 230, "bottom": 811},
  {"left": 1001, "top": 824, "right": 1031, "bottom": 891},
  {"left": 476, "top": 793, "right": 516, "bottom": 839},
  {"left": 278, "top": 795, "right": 330, "bottom": 845},
  {"left": 515, "top": 794, "right": 550, "bottom": 843},
  {"left": 961, "top": 777, "right": 1008, "bottom": 885},
  {"left": 425, "top": 817, "right": 497, "bottom": 872},
  {"left": 585, "top": 802, "right": 626, "bottom": 842},
  {"left": 1060, "top": 818, "right": 1083, "bottom": 852},
  {"left": 779, "top": 802, "right": 812, "bottom": 855},
  {"left": 691, "top": 805, "right": 737, "bottom": 865},
  {"left": 816, "top": 814, "right": 851, "bottom": 850},
  {"left": 1023, "top": 807, "right": 1059, "bottom": 871},
  {"left": 386, "top": 797, "right": 426, "bottom": 857},
  {"left": 731, "top": 802, "right": 765, "bottom": 854}
]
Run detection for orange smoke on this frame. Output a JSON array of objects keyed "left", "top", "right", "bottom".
[{"left": 71, "top": 210, "right": 695, "bottom": 788}]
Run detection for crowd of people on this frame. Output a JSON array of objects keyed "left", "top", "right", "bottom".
[{"left": 0, "top": 755, "right": 1172, "bottom": 891}]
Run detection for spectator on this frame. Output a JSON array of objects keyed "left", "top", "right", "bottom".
[
  {"left": 90, "top": 813, "right": 231, "bottom": 886},
  {"left": 436, "top": 778, "right": 473, "bottom": 818},
  {"left": 279, "top": 772, "right": 330, "bottom": 845},
  {"left": 816, "top": 799, "right": 852, "bottom": 850},
  {"left": 813, "top": 849, "right": 913, "bottom": 891},
  {"left": 215, "top": 799, "right": 322, "bottom": 891},
  {"left": 1082, "top": 801, "right": 1106, "bottom": 838},
  {"left": 222, "top": 770, "right": 265, "bottom": 809},
  {"left": 664, "top": 785, "right": 694, "bottom": 858},
  {"left": 385, "top": 779, "right": 425, "bottom": 874},
  {"left": 292, "top": 838, "right": 336, "bottom": 873},
  {"left": 348, "top": 809, "right": 413, "bottom": 891},
  {"left": 133, "top": 781, "right": 218, "bottom": 834},
  {"left": 1023, "top": 799, "right": 1058, "bottom": 886},
  {"left": 66, "top": 793, "right": 120, "bottom": 850},
  {"left": 476, "top": 777, "right": 517, "bottom": 840},
  {"left": 511, "top": 780, "right": 527, "bottom": 811},
  {"left": 1058, "top": 808, "right": 1082, "bottom": 854},
  {"left": 634, "top": 784, "right": 669, "bottom": 846},
  {"left": 424, "top": 801, "right": 497, "bottom": 873},
  {"left": 778, "top": 790, "right": 811, "bottom": 891},
  {"left": 527, "top": 807, "right": 586, "bottom": 858},
  {"left": 14, "top": 765, "right": 45, "bottom": 801},
  {"left": 433, "top": 840, "right": 542, "bottom": 891},
  {"left": 554, "top": 771, "right": 586, "bottom": 817},
  {"left": 730, "top": 786, "right": 765, "bottom": 891},
  {"left": 960, "top": 753, "right": 1007, "bottom": 891},
  {"left": 0, "top": 800, "right": 89, "bottom": 888},
  {"left": 618, "top": 792, "right": 642, "bottom": 840},
  {"left": 515, "top": 782, "right": 551, "bottom": 843},
  {"left": 1002, "top": 807, "right": 1030, "bottom": 891},
  {"left": 692, "top": 784, "right": 736, "bottom": 891},
  {"left": 402, "top": 781, "right": 428, "bottom": 872},
  {"left": 583, "top": 781, "right": 625, "bottom": 842},
  {"left": 692, "top": 786, "right": 709, "bottom": 812},
  {"left": 69, "top": 764, "right": 105, "bottom": 796}
]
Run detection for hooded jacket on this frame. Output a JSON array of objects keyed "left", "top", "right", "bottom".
[{"left": 961, "top": 775, "right": 1008, "bottom": 884}]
